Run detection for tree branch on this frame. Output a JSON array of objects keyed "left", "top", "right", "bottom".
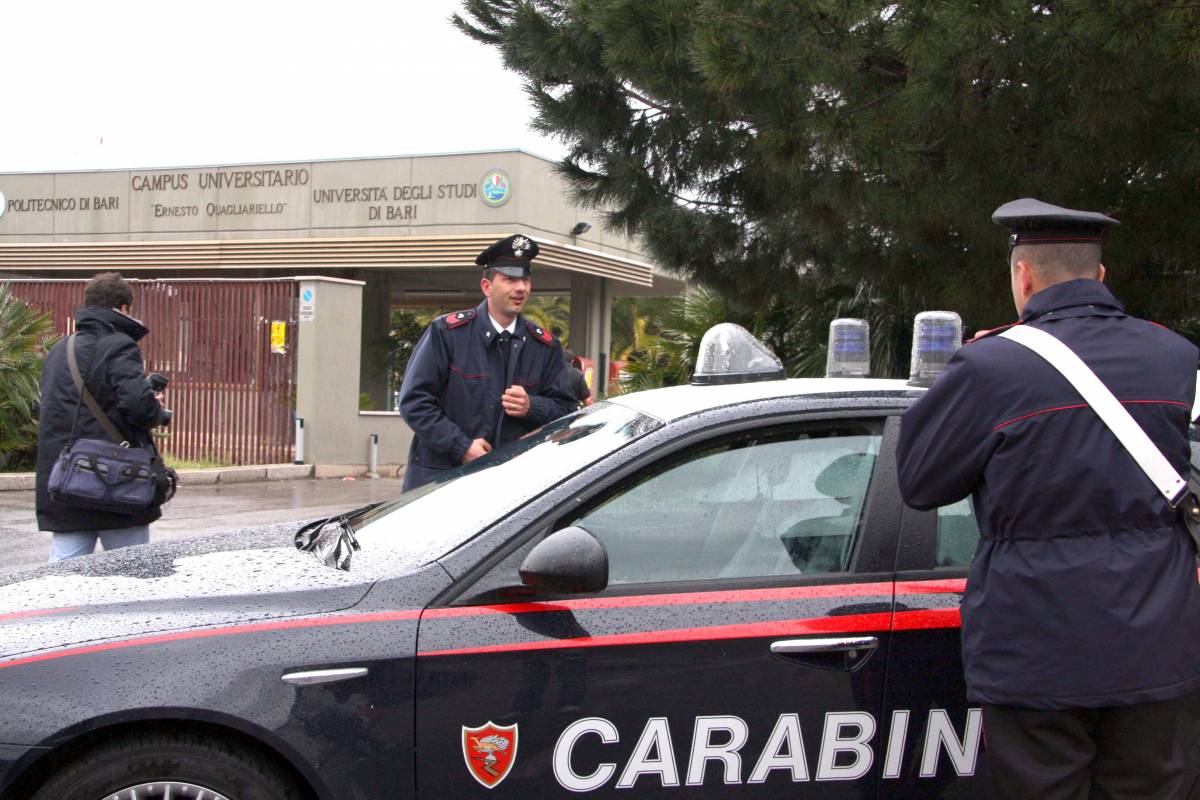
[
  {"left": 621, "top": 84, "right": 675, "bottom": 114},
  {"left": 839, "top": 89, "right": 900, "bottom": 116},
  {"left": 670, "top": 191, "right": 744, "bottom": 209}
]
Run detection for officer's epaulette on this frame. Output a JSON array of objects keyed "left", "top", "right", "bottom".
[
  {"left": 525, "top": 320, "right": 554, "bottom": 345},
  {"left": 964, "top": 320, "right": 1021, "bottom": 345},
  {"left": 442, "top": 308, "right": 476, "bottom": 329}
]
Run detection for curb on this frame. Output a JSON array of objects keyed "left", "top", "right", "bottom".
[
  {"left": 0, "top": 463, "right": 410, "bottom": 491},
  {"left": 0, "top": 463, "right": 319, "bottom": 491}
]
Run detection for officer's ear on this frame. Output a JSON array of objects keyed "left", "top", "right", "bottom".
[
  {"left": 1097, "top": 263, "right": 1107, "bottom": 282},
  {"left": 480, "top": 276, "right": 493, "bottom": 298}
]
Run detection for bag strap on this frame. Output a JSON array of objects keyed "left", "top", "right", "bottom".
[
  {"left": 1000, "top": 325, "right": 1188, "bottom": 506},
  {"left": 67, "top": 334, "right": 130, "bottom": 447}
]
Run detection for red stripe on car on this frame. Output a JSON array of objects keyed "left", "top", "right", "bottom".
[
  {"left": 0, "top": 606, "right": 80, "bottom": 622},
  {"left": 419, "top": 608, "right": 962, "bottom": 658},
  {"left": 0, "top": 609, "right": 422, "bottom": 671}
]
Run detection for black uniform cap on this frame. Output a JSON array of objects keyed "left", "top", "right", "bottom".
[
  {"left": 992, "top": 198, "right": 1119, "bottom": 255},
  {"left": 475, "top": 234, "right": 539, "bottom": 278}
]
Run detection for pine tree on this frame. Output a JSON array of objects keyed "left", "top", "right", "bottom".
[{"left": 456, "top": 0, "right": 1200, "bottom": 364}]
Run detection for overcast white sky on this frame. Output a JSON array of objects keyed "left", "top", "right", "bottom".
[{"left": 2, "top": 0, "right": 567, "bottom": 173}]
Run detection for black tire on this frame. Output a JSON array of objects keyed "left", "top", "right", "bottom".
[{"left": 30, "top": 730, "right": 303, "bottom": 800}]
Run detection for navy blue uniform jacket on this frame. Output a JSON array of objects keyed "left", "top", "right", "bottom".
[
  {"left": 399, "top": 301, "right": 578, "bottom": 490},
  {"left": 897, "top": 279, "right": 1200, "bottom": 709}
]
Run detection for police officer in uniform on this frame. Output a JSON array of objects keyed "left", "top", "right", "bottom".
[
  {"left": 398, "top": 234, "right": 579, "bottom": 490},
  {"left": 896, "top": 199, "right": 1200, "bottom": 799}
]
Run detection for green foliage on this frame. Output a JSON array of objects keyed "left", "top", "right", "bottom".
[
  {"left": 618, "top": 286, "right": 734, "bottom": 391},
  {"left": 521, "top": 295, "right": 573, "bottom": 343},
  {"left": 0, "top": 286, "right": 56, "bottom": 468},
  {"left": 618, "top": 278, "right": 923, "bottom": 390},
  {"left": 383, "top": 308, "right": 438, "bottom": 392},
  {"left": 456, "top": 1, "right": 1200, "bottom": 340}
]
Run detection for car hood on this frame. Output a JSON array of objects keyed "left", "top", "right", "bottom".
[{"left": 0, "top": 521, "right": 376, "bottom": 661}]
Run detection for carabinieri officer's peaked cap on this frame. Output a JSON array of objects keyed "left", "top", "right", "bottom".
[
  {"left": 475, "top": 234, "right": 539, "bottom": 278},
  {"left": 992, "top": 198, "right": 1120, "bottom": 252}
]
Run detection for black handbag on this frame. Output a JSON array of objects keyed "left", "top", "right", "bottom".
[{"left": 47, "top": 335, "right": 160, "bottom": 514}]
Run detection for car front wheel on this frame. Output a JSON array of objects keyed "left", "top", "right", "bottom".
[{"left": 30, "top": 730, "right": 302, "bottom": 800}]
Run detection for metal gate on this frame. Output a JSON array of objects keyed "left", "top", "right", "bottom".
[{"left": 6, "top": 278, "right": 298, "bottom": 466}]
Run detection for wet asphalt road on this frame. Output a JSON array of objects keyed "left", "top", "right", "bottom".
[{"left": 0, "top": 477, "right": 407, "bottom": 577}]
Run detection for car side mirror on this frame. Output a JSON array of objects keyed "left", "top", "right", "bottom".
[{"left": 519, "top": 525, "right": 608, "bottom": 595}]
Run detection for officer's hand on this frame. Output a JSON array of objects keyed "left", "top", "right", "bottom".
[
  {"left": 502, "top": 385, "right": 531, "bottom": 418},
  {"left": 462, "top": 438, "right": 492, "bottom": 464}
]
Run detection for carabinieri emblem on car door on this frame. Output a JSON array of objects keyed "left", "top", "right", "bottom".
[{"left": 462, "top": 721, "right": 519, "bottom": 788}]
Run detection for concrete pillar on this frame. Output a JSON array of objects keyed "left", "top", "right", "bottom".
[
  {"left": 296, "top": 277, "right": 365, "bottom": 463},
  {"left": 568, "top": 273, "right": 614, "bottom": 399},
  {"left": 294, "top": 275, "right": 415, "bottom": 468},
  {"left": 358, "top": 270, "right": 393, "bottom": 411},
  {"left": 598, "top": 277, "right": 613, "bottom": 397},
  {"left": 569, "top": 273, "right": 598, "bottom": 398}
]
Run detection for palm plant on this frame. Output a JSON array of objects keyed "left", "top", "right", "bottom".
[
  {"left": 767, "top": 277, "right": 927, "bottom": 380},
  {"left": 618, "top": 287, "right": 736, "bottom": 392},
  {"left": 618, "top": 277, "right": 926, "bottom": 392},
  {"left": 0, "top": 286, "right": 57, "bottom": 467}
]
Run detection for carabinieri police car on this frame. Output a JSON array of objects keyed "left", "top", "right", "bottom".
[{"left": 0, "top": 320, "right": 1195, "bottom": 800}]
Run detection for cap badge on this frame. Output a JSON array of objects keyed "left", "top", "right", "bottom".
[{"left": 512, "top": 236, "right": 531, "bottom": 258}]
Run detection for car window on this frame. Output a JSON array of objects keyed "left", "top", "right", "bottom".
[
  {"left": 566, "top": 421, "right": 882, "bottom": 585},
  {"left": 936, "top": 498, "right": 981, "bottom": 568},
  {"left": 345, "top": 403, "right": 662, "bottom": 572}
]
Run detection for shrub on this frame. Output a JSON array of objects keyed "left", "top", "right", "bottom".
[{"left": 0, "top": 286, "right": 56, "bottom": 469}]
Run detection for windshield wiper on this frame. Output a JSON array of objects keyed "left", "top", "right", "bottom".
[{"left": 294, "top": 502, "right": 382, "bottom": 571}]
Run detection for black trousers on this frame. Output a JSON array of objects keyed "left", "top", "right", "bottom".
[{"left": 983, "top": 700, "right": 1186, "bottom": 799}]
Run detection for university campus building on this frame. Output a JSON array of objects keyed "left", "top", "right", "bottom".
[{"left": 0, "top": 151, "right": 683, "bottom": 471}]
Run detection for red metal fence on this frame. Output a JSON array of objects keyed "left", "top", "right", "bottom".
[{"left": 6, "top": 279, "right": 298, "bottom": 466}]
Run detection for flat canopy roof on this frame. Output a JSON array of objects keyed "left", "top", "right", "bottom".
[{"left": 0, "top": 233, "right": 658, "bottom": 287}]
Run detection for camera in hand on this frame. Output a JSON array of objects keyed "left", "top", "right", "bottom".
[{"left": 147, "top": 373, "right": 173, "bottom": 426}]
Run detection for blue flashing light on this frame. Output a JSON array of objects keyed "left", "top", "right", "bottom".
[
  {"left": 826, "top": 318, "right": 871, "bottom": 378},
  {"left": 908, "top": 311, "right": 963, "bottom": 387}
]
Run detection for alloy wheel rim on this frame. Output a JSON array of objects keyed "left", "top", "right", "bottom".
[{"left": 104, "top": 782, "right": 230, "bottom": 800}]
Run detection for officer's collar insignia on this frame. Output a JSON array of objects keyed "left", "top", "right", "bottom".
[
  {"left": 526, "top": 320, "right": 554, "bottom": 345},
  {"left": 462, "top": 721, "right": 518, "bottom": 788},
  {"left": 512, "top": 236, "right": 532, "bottom": 257},
  {"left": 444, "top": 308, "right": 476, "bottom": 329}
]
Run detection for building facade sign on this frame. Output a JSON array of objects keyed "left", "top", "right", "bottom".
[{"left": 0, "top": 155, "right": 532, "bottom": 239}]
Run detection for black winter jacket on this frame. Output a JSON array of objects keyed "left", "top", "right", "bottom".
[
  {"left": 897, "top": 280, "right": 1200, "bottom": 709},
  {"left": 35, "top": 307, "right": 164, "bottom": 532}
]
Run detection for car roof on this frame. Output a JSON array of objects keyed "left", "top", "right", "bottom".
[{"left": 607, "top": 378, "right": 924, "bottom": 423}]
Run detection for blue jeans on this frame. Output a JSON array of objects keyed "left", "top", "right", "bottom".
[{"left": 49, "top": 525, "right": 150, "bottom": 562}]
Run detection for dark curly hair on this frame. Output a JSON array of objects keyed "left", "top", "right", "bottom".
[{"left": 83, "top": 272, "right": 133, "bottom": 310}]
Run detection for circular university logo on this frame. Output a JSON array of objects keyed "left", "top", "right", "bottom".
[{"left": 480, "top": 169, "right": 512, "bottom": 207}]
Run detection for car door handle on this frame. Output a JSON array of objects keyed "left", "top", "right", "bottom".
[
  {"left": 771, "top": 636, "right": 878, "bottom": 655},
  {"left": 282, "top": 667, "right": 369, "bottom": 686},
  {"left": 770, "top": 637, "right": 879, "bottom": 672}
]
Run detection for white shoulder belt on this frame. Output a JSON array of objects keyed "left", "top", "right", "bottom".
[{"left": 999, "top": 325, "right": 1188, "bottom": 506}]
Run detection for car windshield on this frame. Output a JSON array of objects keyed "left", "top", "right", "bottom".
[{"left": 345, "top": 402, "right": 662, "bottom": 570}]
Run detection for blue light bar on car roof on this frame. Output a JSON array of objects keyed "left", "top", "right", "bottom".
[
  {"left": 908, "top": 311, "right": 963, "bottom": 387},
  {"left": 691, "top": 323, "right": 786, "bottom": 385},
  {"left": 825, "top": 318, "right": 871, "bottom": 378}
]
